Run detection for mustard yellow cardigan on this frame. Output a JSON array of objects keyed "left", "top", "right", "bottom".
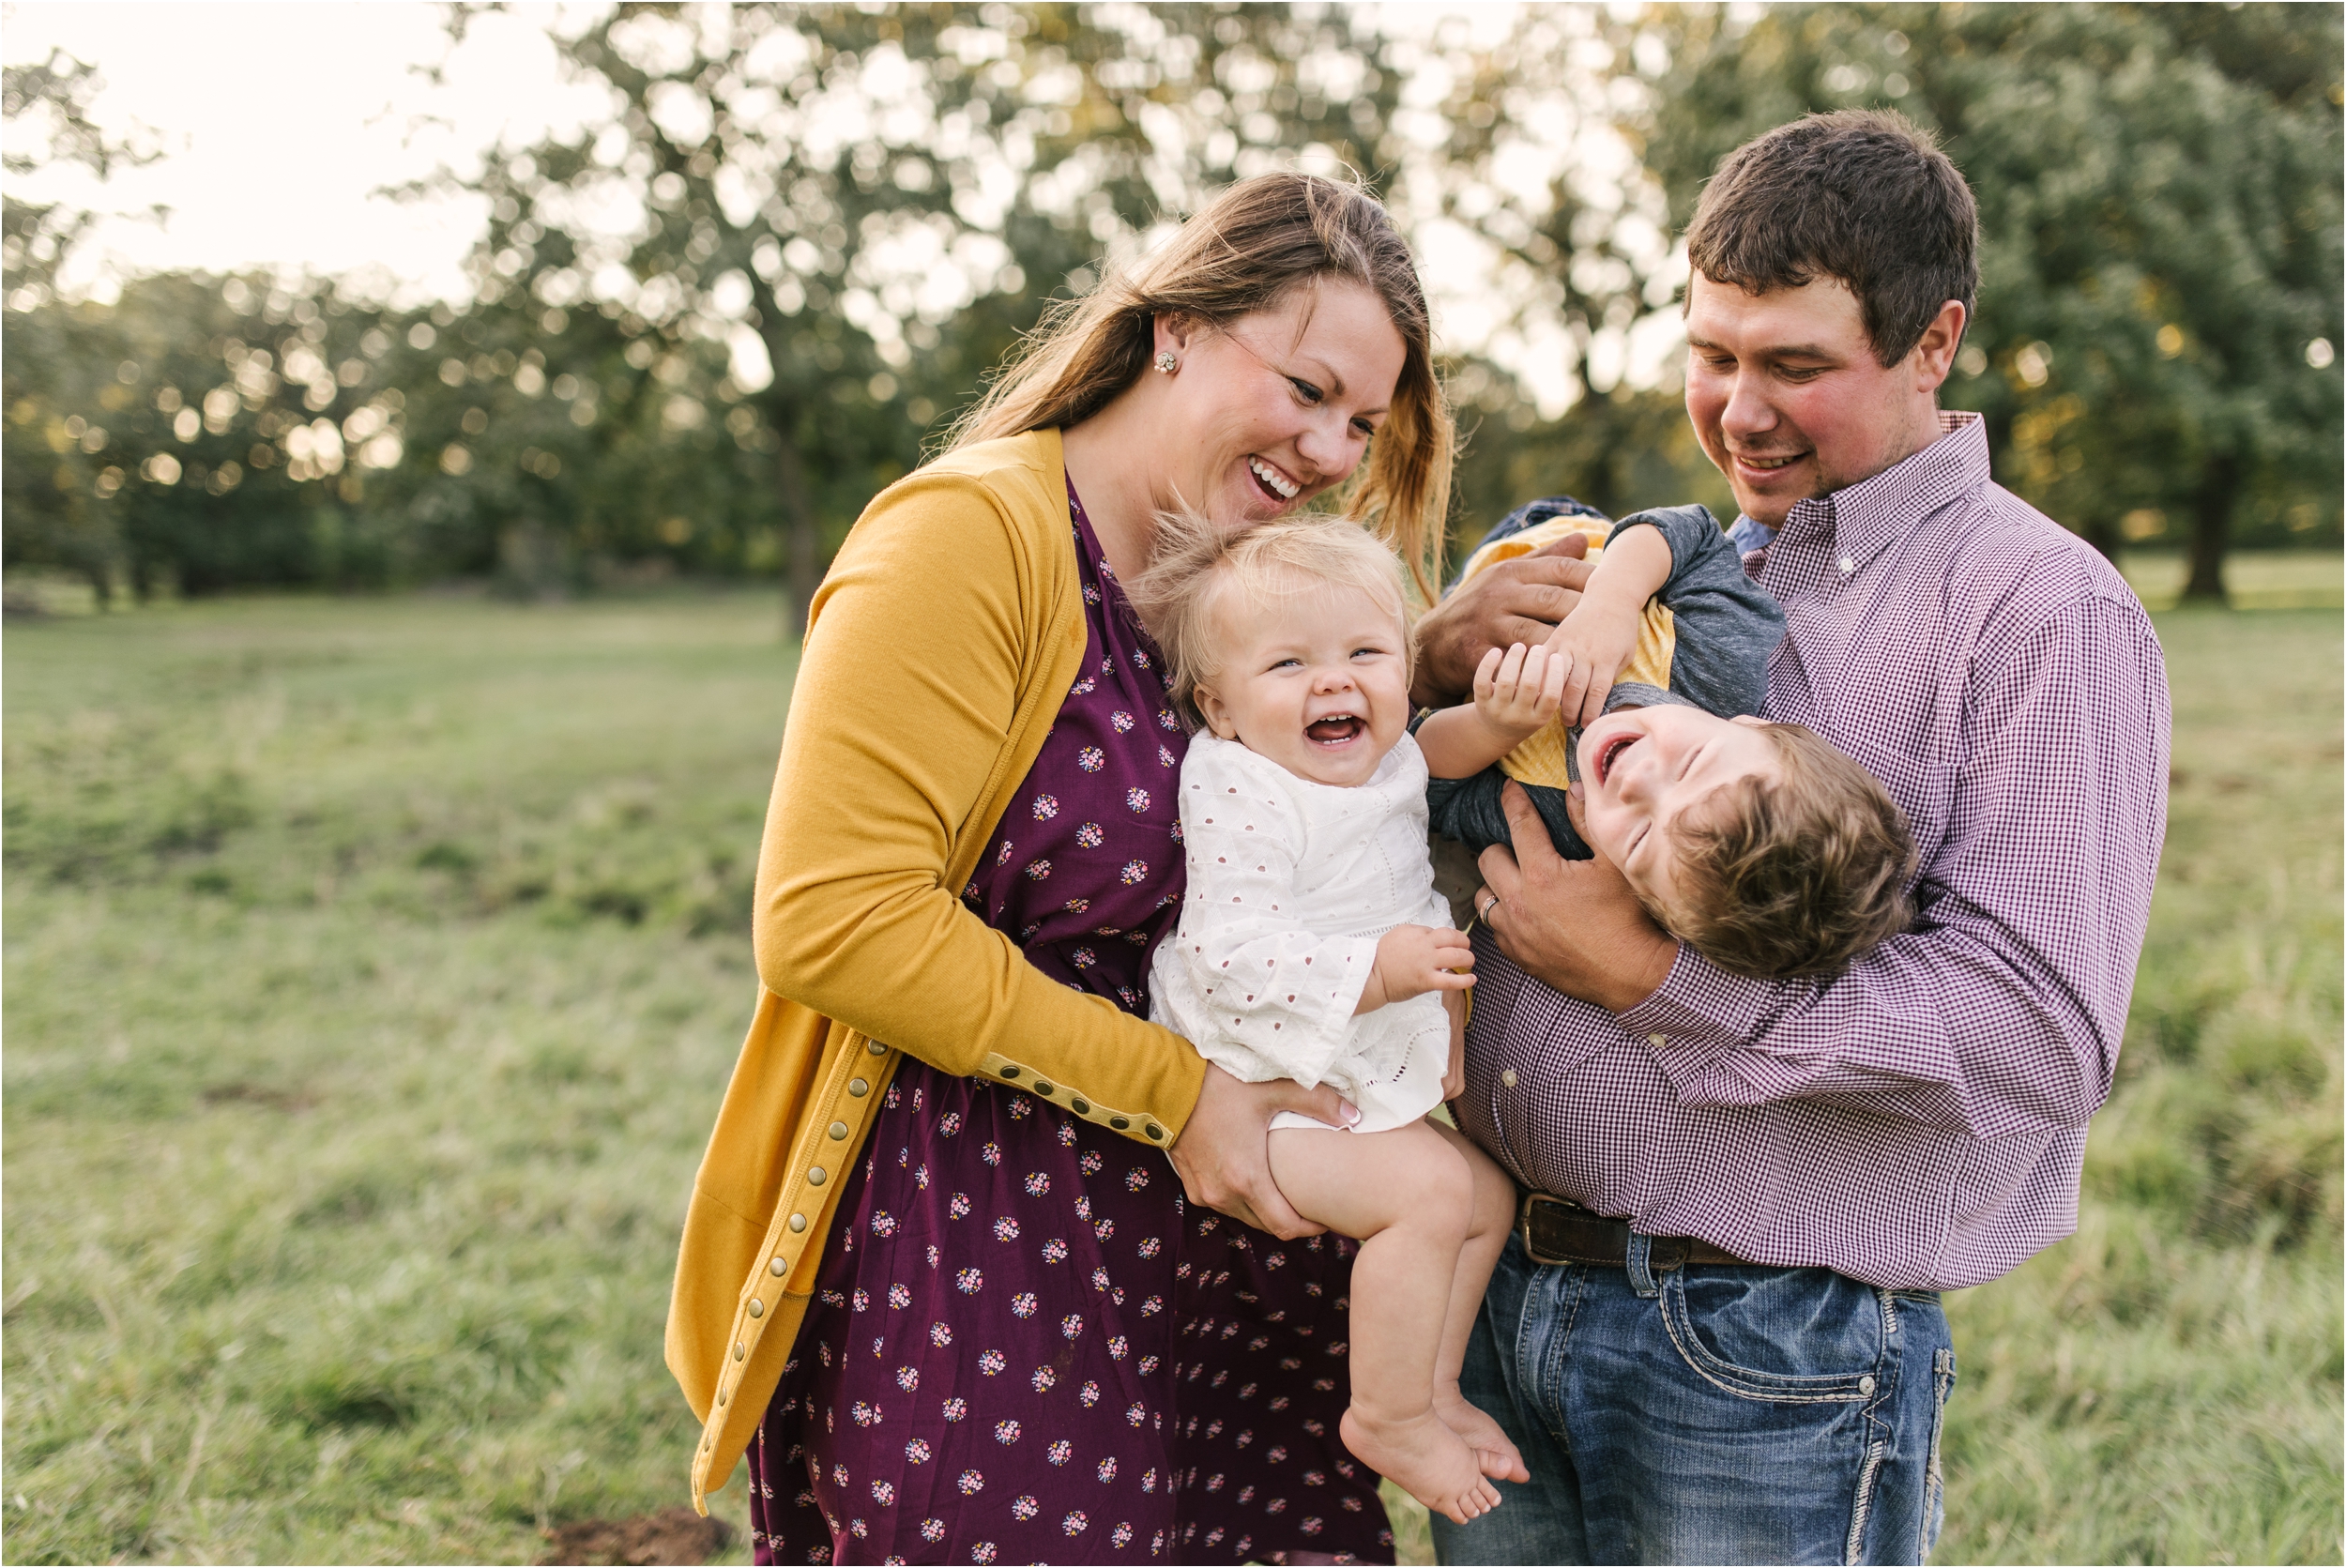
[{"left": 665, "top": 428, "right": 1209, "bottom": 1511}]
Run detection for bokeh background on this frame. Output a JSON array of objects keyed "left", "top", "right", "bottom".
[{"left": 4, "top": 5, "right": 2339, "bottom": 1564}]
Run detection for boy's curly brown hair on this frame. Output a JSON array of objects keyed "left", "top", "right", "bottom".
[{"left": 1661, "top": 723, "right": 1917, "bottom": 980}]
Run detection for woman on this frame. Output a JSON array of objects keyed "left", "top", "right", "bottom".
[{"left": 667, "top": 173, "right": 1454, "bottom": 1565}]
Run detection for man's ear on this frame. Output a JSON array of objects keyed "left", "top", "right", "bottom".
[
  {"left": 1194, "top": 683, "right": 1239, "bottom": 740},
  {"left": 1910, "top": 300, "right": 1967, "bottom": 395}
]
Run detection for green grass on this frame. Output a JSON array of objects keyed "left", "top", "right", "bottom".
[{"left": 5, "top": 586, "right": 2338, "bottom": 1564}]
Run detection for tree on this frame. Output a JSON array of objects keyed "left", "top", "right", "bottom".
[
  {"left": 1638, "top": 3, "right": 2343, "bottom": 600},
  {"left": 436, "top": 2, "right": 1433, "bottom": 632}
]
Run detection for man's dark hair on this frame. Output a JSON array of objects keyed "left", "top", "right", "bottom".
[{"left": 1685, "top": 109, "right": 1978, "bottom": 366}]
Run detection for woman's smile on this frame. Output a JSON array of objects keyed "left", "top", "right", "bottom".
[{"left": 1248, "top": 455, "right": 1303, "bottom": 501}]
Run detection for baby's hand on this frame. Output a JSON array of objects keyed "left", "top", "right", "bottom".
[
  {"left": 1357, "top": 924, "right": 1476, "bottom": 1013},
  {"left": 1545, "top": 592, "right": 1646, "bottom": 729},
  {"left": 1470, "top": 642, "right": 1571, "bottom": 747}
]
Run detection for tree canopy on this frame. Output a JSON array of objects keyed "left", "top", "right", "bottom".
[
  {"left": 5, "top": 4, "right": 2338, "bottom": 611},
  {"left": 1638, "top": 2, "right": 2343, "bottom": 598}
]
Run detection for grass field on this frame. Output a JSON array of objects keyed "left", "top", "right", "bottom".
[{"left": 5, "top": 577, "right": 2339, "bottom": 1565}]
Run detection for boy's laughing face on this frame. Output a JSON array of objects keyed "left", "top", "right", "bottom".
[{"left": 1574, "top": 705, "right": 1781, "bottom": 914}]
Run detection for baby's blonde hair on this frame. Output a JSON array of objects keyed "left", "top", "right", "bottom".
[{"left": 1127, "top": 509, "right": 1414, "bottom": 727}]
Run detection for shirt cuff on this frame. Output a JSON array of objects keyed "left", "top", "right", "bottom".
[{"left": 1615, "top": 944, "right": 1775, "bottom": 1095}]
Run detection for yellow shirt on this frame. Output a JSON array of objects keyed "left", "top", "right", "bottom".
[
  {"left": 665, "top": 429, "right": 1208, "bottom": 1510},
  {"left": 1449, "top": 516, "right": 1678, "bottom": 787}
]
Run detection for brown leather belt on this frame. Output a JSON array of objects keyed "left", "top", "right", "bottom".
[{"left": 1516, "top": 1192, "right": 1748, "bottom": 1270}]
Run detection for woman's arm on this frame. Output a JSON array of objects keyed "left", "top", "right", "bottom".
[{"left": 754, "top": 469, "right": 1208, "bottom": 1137}]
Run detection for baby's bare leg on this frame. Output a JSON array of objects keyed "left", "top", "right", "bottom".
[
  {"left": 1268, "top": 1122, "right": 1501, "bottom": 1525},
  {"left": 1427, "top": 1119, "right": 1530, "bottom": 1482}
]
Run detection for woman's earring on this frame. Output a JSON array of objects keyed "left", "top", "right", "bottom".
[{"left": 1155, "top": 350, "right": 1178, "bottom": 374}]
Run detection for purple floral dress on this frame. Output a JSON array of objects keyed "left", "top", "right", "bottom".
[{"left": 743, "top": 481, "right": 1393, "bottom": 1565}]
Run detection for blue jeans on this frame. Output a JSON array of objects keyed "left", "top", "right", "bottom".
[{"left": 1430, "top": 1233, "right": 1958, "bottom": 1565}]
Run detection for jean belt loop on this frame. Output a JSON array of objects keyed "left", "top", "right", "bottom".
[{"left": 1625, "top": 1231, "right": 1660, "bottom": 1299}]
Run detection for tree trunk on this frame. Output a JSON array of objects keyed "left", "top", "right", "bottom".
[
  {"left": 2182, "top": 452, "right": 2239, "bottom": 603},
  {"left": 773, "top": 411, "right": 818, "bottom": 640}
]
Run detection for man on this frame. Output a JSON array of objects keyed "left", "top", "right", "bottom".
[{"left": 1410, "top": 110, "right": 2170, "bottom": 1564}]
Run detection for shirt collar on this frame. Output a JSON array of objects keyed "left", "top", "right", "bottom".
[{"left": 1774, "top": 411, "right": 1991, "bottom": 572}]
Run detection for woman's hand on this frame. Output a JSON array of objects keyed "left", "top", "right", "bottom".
[
  {"left": 1410, "top": 533, "right": 1597, "bottom": 708},
  {"left": 1169, "top": 1063, "right": 1359, "bottom": 1239}
]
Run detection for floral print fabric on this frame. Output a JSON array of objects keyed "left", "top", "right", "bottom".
[{"left": 742, "top": 480, "right": 1389, "bottom": 1564}]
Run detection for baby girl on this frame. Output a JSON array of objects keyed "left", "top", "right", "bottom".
[{"left": 1130, "top": 508, "right": 1613, "bottom": 1524}]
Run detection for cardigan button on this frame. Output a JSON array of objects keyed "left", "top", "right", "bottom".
[
  {"left": 1000, "top": 1065, "right": 1021, "bottom": 1079},
  {"left": 1033, "top": 1081, "right": 1055, "bottom": 1096},
  {"left": 1145, "top": 1124, "right": 1165, "bottom": 1141},
  {"left": 1110, "top": 1116, "right": 1130, "bottom": 1131},
  {"left": 716, "top": 1387, "right": 727, "bottom": 1406},
  {"left": 849, "top": 1078, "right": 869, "bottom": 1097},
  {"left": 748, "top": 1299, "right": 765, "bottom": 1317},
  {"left": 788, "top": 1213, "right": 807, "bottom": 1233},
  {"left": 808, "top": 1166, "right": 828, "bottom": 1185},
  {"left": 734, "top": 1344, "right": 745, "bottom": 1362},
  {"left": 866, "top": 1039, "right": 886, "bottom": 1056},
  {"left": 828, "top": 1121, "right": 849, "bottom": 1140},
  {"left": 1071, "top": 1098, "right": 1090, "bottom": 1115},
  {"left": 770, "top": 1256, "right": 787, "bottom": 1277}
]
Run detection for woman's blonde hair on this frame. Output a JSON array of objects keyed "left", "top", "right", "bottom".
[
  {"left": 1125, "top": 506, "right": 1414, "bottom": 728},
  {"left": 946, "top": 173, "right": 1455, "bottom": 599}
]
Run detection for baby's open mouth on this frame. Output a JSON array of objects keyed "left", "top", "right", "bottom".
[
  {"left": 1306, "top": 715, "right": 1365, "bottom": 745},
  {"left": 1593, "top": 732, "right": 1640, "bottom": 783}
]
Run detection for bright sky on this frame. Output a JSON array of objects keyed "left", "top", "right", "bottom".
[{"left": 0, "top": 2, "right": 600, "bottom": 304}]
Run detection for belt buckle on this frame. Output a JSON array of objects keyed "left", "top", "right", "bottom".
[{"left": 1516, "top": 1191, "right": 1594, "bottom": 1268}]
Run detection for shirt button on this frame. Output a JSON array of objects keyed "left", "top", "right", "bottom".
[
  {"left": 1859, "top": 1375, "right": 1877, "bottom": 1395},
  {"left": 1648, "top": 1032, "right": 1667, "bottom": 1047},
  {"left": 1838, "top": 556, "right": 1854, "bottom": 573},
  {"left": 1500, "top": 1069, "right": 1518, "bottom": 1089}
]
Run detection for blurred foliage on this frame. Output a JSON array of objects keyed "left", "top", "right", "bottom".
[
  {"left": 1637, "top": 2, "right": 2345, "bottom": 597},
  {"left": 2, "top": 5, "right": 2338, "bottom": 612}
]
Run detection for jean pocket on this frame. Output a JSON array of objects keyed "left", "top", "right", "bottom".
[{"left": 1655, "top": 1267, "right": 1883, "bottom": 1405}]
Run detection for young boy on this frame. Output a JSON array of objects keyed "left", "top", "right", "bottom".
[{"left": 1427, "top": 497, "right": 1912, "bottom": 977}]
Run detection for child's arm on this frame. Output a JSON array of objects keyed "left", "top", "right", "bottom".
[
  {"left": 1625, "top": 504, "right": 1786, "bottom": 720},
  {"left": 1415, "top": 639, "right": 1572, "bottom": 779},
  {"left": 1541, "top": 521, "right": 1674, "bottom": 728}
]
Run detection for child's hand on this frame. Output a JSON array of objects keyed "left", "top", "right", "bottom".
[
  {"left": 1470, "top": 642, "right": 1571, "bottom": 748},
  {"left": 1544, "top": 592, "right": 1645, "bottom": 730},
  {"left": 1440, "top": 989, "right": 1468, "bottom": 1100},
  {"left": 1357, "top": 924, "right": 1476, "bottom": 1013}
]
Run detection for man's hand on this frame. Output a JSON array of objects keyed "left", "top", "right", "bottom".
[
  {"left": 1412, "top": 533, "right": 1598, "bottom": 708},
  {"left": 1475, "top": 783, "right": 1677, "bottom": 1012},
  {"left": 1168, "top": 1063, "right": 1359, "bottom": 1239},
  {"left": 1358, "top": 923, "right": 1477, "bottom": 1013}
]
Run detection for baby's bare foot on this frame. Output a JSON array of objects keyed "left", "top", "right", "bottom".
[
  {"left": 1436, "top": 1387, "right": 1529, "bottom": 1483},
  {"left": 1341, "top": 1406, "right": 1503, "bottom": 1526}
]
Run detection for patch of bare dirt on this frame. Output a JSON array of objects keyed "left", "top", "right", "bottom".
[{"left": 539, "top": 1507, "right": 735, "bottom": 1566}]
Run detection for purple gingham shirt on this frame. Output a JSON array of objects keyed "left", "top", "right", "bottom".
[{"left": 1457, "top": 413, "right": 2171, "bottom": 1290}]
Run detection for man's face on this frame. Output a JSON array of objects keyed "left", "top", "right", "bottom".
[{"left": 1683, "top": 272, "right": 1952, "bottom": 527}]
